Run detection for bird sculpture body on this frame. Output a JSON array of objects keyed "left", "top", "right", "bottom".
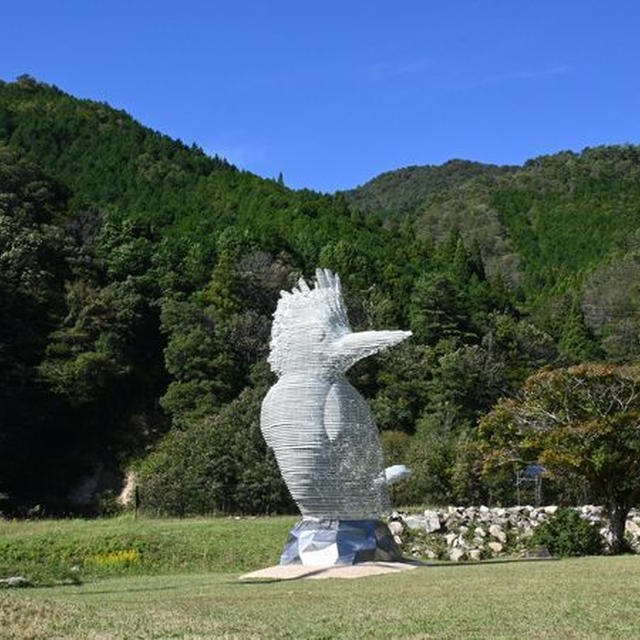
[{"left": 261, "top": 269, "right": 411, "bottom": 523}]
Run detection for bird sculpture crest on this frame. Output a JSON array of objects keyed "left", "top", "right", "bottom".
[{"left": 261, "top": 268, "right": 411, "bottom": 522}]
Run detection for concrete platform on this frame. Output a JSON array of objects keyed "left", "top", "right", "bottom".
[{"left": 239, "top": 561, "right": 421, "bottom": 581}]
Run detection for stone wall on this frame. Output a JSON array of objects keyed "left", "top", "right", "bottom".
[{"left": 389, "top": 506, "right": 640, "bottom": 561}]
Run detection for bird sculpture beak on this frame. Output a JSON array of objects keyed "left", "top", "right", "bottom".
[{"left": 333, "top": 330, "right": 412, "bottom": 371}]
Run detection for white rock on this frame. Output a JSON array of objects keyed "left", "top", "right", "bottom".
[
  {"left": 474, "top": 527, "right": 486, "bottom": 538},
  {"left": 489, "top": 524, "right": 507, "bottom": 544},
  {"left": 488, "top": 541, "right": 503, "bottom": 555},
  {"left": 600, "top": 526, "right": 615, "bottom": 547},
  {"left": 388, "top": 521, "right": 404, "bottom": 536},
  {"left": 444, "top": 533, "right": 457, "bottom": 547},
  {"left": 449, "top": 548, "right": 466, "bottom": 562},
  {"left": 454, "top": 535, "right": 468, "bottom": 549},
  {"left": 404, "top": 515, "right": 425, "bottom": 530},
  {"left": 423, "top": 509, "right": 441, "bottom": 533},
  {"left": 0, "top": 576, "right": 31, "bottom": 588},
  {"left": 625, "top": 520, "right": 640, "bottom": 537},
  {"left": 582, "top": 505, "right": 603, "bottom": 517},
  {"left": 468, "top": 549, "right": 482, "bottom": 561},
  {"left": 393, "top": 535, "right": 403, "bottom": 545},
  {"left": 544, "top": 505, "right": 558, "bottom": 515}
]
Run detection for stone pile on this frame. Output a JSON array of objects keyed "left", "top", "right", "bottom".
[{"left": 389, "top": 505, "right": 640, "bottom": 562}]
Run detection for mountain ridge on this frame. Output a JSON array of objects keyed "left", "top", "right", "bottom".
[{"left": 2, "top": 75, "right": 640, "bottom": 514}]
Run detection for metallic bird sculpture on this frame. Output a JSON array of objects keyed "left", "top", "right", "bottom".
[{"left": 261, "top": 268, "right": 412, "bottom": 565}]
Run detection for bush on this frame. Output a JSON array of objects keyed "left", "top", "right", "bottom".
[
  {"left": 137, "top": 386, "right": 294, "bottom": 515},
  {"left": 97, "top": 490, "right": 123, "bottom": 517},
  {"left": 529, "top": 508, "right": 603, "bottom": 557}
]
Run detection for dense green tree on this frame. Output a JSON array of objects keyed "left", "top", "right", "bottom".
[
  {"left": 479, "top": 364, "right": 640, "bottom": 553},
  {"left": 401, "top": 409, "right": 477, "bottom": 506},
  {"left": 370, "top": 343, "right": 435, "bottom": 434},
  {"left": 0, "top": 146, "right": 68, "bottom": 499},
  {"left": 558, "top": 300, "right": 602, "bottom": 362},
  {"left": 409, "top": 273, "right": 472, "bottom": 345},
  {"left": 138, "top": 386, "right": 293, "bottom": 515}
]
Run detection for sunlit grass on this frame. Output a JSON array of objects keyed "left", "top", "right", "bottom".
[
  {"left": 2, "top": 556, "right": 639, "bottom": 639},
  {"left": 0, "top": 514, "right": 297, "bottom": 583}
]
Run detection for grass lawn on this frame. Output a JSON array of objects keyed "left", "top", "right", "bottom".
[
  {"left": 0, "top": 515, "right": 298, "bottom": 582},
  {"left": 2, "top": 556, "right": 640, "bottom": 639},
  {"left": 2, "top": 517, "right": 639, "bottom": 638}
]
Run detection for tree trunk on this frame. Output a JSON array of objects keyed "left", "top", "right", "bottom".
[{"left": 608, "top": 503, "right": 630, "bottom": 554}]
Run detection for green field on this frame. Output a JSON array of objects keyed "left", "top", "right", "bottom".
[
  {"left": 3, "top": 557, "right": 640, "bottom": 639},
  {"left": 1, "top": 517, "right": 640, "bottom": 639},
  {"left": 0, "top": 515, "right": 298, "bottom": 583}
]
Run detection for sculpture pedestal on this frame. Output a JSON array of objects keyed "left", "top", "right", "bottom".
[{"left": 280, "top": 519, "right": 403, "bottom": 566}]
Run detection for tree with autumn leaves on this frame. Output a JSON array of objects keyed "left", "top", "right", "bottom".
[{"left": 479, "top": 364, "right": 640, "bottom": 553}]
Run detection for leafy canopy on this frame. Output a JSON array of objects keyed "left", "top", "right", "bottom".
[{"left": 480, "top": 364, "right": 640, "bottom": 551}]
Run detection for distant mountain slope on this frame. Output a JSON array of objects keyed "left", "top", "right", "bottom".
[
  {"left": 347, "top": 146, "right": 640, "bottom": 300},
  {"left": 491, "top": 147, "right": 640, "bottom": 295},
  {"left": 0, "top": 75, "right": 398, "bottom": 276},
  {"left": 344, "top": 159, "right": 514, "bottom": 217}
]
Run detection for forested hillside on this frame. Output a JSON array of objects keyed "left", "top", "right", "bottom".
[
  {"left": 348, "top": 145, "right": 640, "bottom": 359},
  {"left": 1, "top": 75, "right": 640, "bottom": 515}
]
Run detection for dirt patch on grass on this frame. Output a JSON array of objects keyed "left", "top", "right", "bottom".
[{"left": 239, "top": 561, "right": 421, "bottom": 580}]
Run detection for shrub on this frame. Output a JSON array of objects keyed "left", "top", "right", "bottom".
[
  {"left": 529, "top": 508, "right": 603, "bottom": 557},
  {"left": 97, "top": 490, "right": 123, "bottom": 517},
  {"left": 137, "top": 386, "right": 294, "bottom": 515}
]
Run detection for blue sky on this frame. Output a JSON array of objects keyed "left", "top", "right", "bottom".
[{"left": 1, "top": 1, "right": 639, "bottom": 192}]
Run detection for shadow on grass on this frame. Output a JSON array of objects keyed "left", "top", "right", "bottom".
[
  {"left": 54, "top": 584, "right": 183, "bottom": 597},
  {"left": 419, "top": 556, "right": 560, "bottom": 568}
]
